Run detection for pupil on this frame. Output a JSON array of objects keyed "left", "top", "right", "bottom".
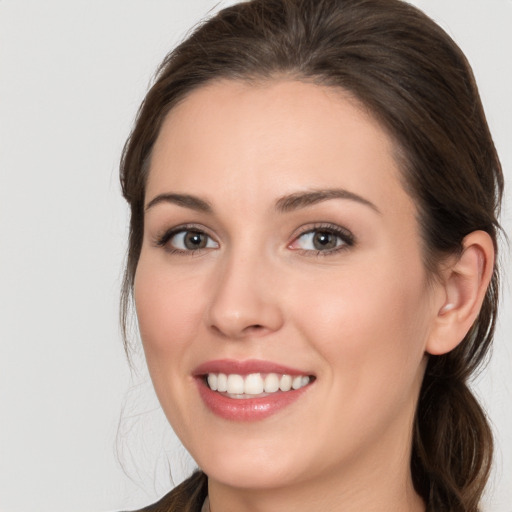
[
  {"left": 184, "top": 231, "right": 206, "bottom": 249},
  {"left": 313, "top": 231, "right": 336, "bottom": 250}
]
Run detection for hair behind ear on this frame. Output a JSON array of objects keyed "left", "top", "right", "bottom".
[
  {"left": 412, "top": 230, "right": 497, "bottom": 512},
  {"left": 412, "top": 372, "right": 493, "bottom": 512}
]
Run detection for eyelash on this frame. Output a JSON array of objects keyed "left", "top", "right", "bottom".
[
  {"left": 290, "top": 223, "right": 355, "bottom": 257},
  {"left": 154, "top": 224, "right": 218, "bottom": 255},
  {"left": 153, "top": 222, "right": 355, "bottom": 256}
]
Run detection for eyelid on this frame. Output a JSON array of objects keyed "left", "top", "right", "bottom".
[
  {"left": 151, "top": 221, "right": 354, "bottom": 256},
  {"left": 153, "top": 223, "right": 219, "bottom": 252},
  {"left": 288, "top": 222, "right": 355, "bottom": 254}
]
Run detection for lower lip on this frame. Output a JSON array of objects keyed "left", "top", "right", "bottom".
[{"left": 196, "top": 378, "right": 311, "bottom": 422}]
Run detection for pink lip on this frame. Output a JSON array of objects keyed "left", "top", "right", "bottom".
[
  {"left": 193, "top": 358, "right": 310, "bottom": 377},
  {"left": 193, "top": 359, "right": 314, "bottom": 422}
]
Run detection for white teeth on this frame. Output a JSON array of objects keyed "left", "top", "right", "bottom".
[
  {"left": 206, "top": 372, "right": 311, "bottom": 396},
  {"left": 264, "top": 373, "right": 280, "bottom": 393},
  {"left": 217, "top": 373, "right": 228, "bottom": 392},
  {"left": 227, "top": 374, "right": 244, "bottom": 394},
  {"left": 207, "top": 373, "right": 218, "bottom": 391},
  {"left": 292, "top": 375, "right": 303, "bottom": 390},
  {"left": 244, "top": 373, "right": 264, "bottom": 394},
  {"left": 279, "top": 374, "right": 292, "bottom": 392}
]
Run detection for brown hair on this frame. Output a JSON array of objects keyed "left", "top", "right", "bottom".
[{"left": 120, "top": 1, "right": 504, "bottom": 510}]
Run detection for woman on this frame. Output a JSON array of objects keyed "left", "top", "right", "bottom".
[{"left": 119, "top": 0, "right": 504, "bottom": 511}]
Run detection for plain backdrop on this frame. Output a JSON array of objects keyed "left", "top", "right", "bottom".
[{"left": 0, "top": 1, "right": 510, "bottom": 511}]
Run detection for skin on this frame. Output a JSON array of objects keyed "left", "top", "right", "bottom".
[{"left": 134, "top": 80, "right": 492, "bottom": 512}]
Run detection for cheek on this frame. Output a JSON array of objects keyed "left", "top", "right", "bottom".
[
  {"left": 272, "top": 257, "right": 433, "bottom": 468},
  {"left": 293, "top": 258, "right": 431, "bottom": 390},
  {"left": 133, "top": 258, "right": 206, "bottom": 366},
  {"left": 133, "top": 258, "right": 212, "bottom": 438}
]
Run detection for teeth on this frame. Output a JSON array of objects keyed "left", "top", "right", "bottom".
[
  {"left": 292, "top": 375, "right": 303, "bottom": 390},
  {"left": 245, "top": 373, "right": 264, "bottom": 394},
  {"left": 227, "top": 374, "right": 244, "bottom": 394},
  {"left": 217, "top": 373, "right": 227, "bottom": 392},
  {"left": 279, "top": 374, "right": 292, "bottom": 392},
  {"left": 207, "top": 373, "right": 218, "bottom": 391},
  {"left": 264, "top": 373, "right": 280, "bottom": 393},
  {"left": 206, "top": 372, "right": 311, "bottom": 396}
]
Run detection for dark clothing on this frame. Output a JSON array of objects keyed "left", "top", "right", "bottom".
[{"left": 125, "top": 471, "right": 208, "bottom": 512}]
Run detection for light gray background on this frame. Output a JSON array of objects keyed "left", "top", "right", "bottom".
[{"left": 0, "top": 1, "right": 510, "bottom": 511}]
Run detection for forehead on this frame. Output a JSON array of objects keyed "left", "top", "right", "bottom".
[{"left": 147, "top": 79, "right": 413, "bottom": 219}]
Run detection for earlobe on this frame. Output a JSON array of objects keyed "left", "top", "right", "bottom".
[{"left": 426, "top": 231, "right": 495, "bottom": 356}]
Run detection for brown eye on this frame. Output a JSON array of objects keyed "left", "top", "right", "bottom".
[
  {"left": 312, "top": 231, "right": 338, "bottom": 250},
  {"left": 289, "top": 225, "right": 354, "bottom": 254},
  {"left": 183, "top": 231, "right": 208, "bottom": 249},
  {"left": 166, "top": 229, "right": 219, "bottom": 252}
]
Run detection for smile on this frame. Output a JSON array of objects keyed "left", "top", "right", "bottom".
[
  {"left": 206, "top": 372, "right": 311, "bottom": 398},
  {"left": 194, "top": 359, "right": 315, "bottom": 421}
]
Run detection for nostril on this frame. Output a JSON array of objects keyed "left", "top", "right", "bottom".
[
  {"left": 246, "top": 324, "right": 263, "bottom": 331},
  {"left": 238, "top": 324, "right": 266, "bottom": 337}
]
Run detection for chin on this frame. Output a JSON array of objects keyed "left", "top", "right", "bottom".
[
  {"left": 193, "top": 438, "right": 309, "bottom": 490},
  {"left": 204, "top": 460, "right": 301, "bottom": 490}
]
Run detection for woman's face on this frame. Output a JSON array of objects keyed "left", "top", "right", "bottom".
[{"left": 135, "top": 80, "right": 441, "bottom": 491}]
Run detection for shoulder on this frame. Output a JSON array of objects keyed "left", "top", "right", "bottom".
[{"left": 121, "top": 471, "right": 208, "bottom": 512}]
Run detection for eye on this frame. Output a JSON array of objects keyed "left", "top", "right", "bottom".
[
  {"left": 289, "top": 225, "right": 354, "bottom": 254},
  {"left": 156, "top": 227, "right": 219, "bottom": 253},
  {"left": 172, "top": 230, "right": 218, "bottom": 250}
]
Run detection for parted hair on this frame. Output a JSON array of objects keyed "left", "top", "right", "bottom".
[{"left": 120, "top": 1, "right": 504, "bottom": 511}]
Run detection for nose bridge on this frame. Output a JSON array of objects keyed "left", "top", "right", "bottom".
[{"left": 206, "top": 242, "right": 283, "bottom": 339}]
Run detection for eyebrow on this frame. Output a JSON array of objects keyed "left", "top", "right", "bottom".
[
  {"left": 145, "top": 193, "right": 212, "bottom": 213},
  {"left": 145, "top": 188, "right": 380, "bottom": 215},
  {"left": 275, "top": 189, "right": 381, "bottom": 214}
]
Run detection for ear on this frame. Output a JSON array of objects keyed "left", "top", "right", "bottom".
[{"left": 426, "top": 230, "right": 495, "bottom": 356}]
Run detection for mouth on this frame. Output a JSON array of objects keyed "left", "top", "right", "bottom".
[
  {"left": 204, "top": 372, "right": 312, "bottom": 399},
  {"left": 193, "top": 359, "right": 315, "bottom": 421}
]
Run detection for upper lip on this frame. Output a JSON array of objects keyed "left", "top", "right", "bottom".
[{"left": 193, "top": 359, "right": 312, "bottom": 377}]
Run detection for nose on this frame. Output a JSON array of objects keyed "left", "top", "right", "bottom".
[{"left": 205, "top": 252, "right": 284, "bottom": 340}]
